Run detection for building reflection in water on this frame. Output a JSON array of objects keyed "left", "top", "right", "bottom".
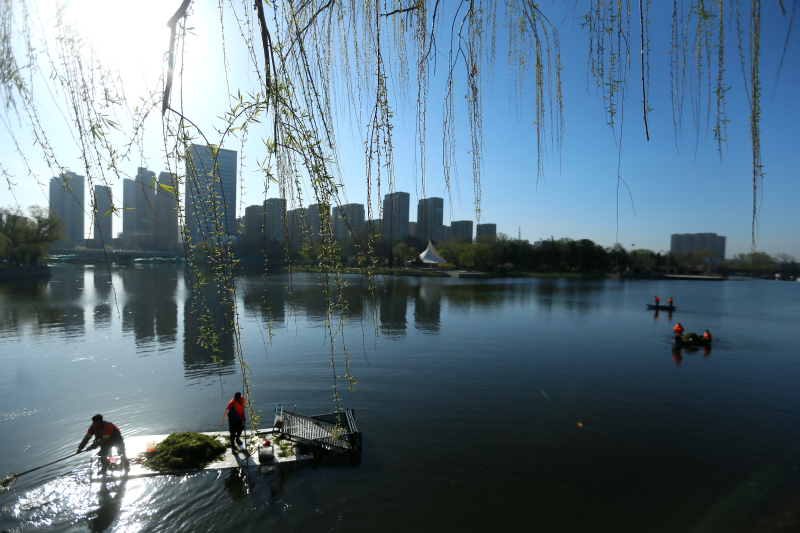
[
  {"left": 239, "top": 276, "right": 286, "bottom": 326},
  {"left": 120, "top": 265, "right": 178, "bottom": 348},
  {"left": 93, "top": 268, "right": 113, "bottom": 329},
  {"left": 183, "top": 269, "right": 237, "bottom": 380},
  {"left": 413, "top": 279, "right": 441, "bottom": 333},
  {"left": 378, "top": 279, "right": 408, "bottom": 336},
  {"left": 0, "top": 268, "right": 87, "bottom": 340}
]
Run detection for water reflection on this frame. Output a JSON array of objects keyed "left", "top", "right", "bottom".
[
  {"left": 378, "top": 281, "right": 407, "bottom": 336},
  {"left": 87, "top": 479, "right": 127, "bottom": 532},
  {"left": 93, "top": 269, "right": 113, "bottom": 330},
  {"left": 183, "top": 270, "right": 237, "bottom": 379},
  {"left": 120, "top": 266, "right": 179, "bottom": 348},
  {"left": 413, "top": 279, "right": 441, "bottom": 333},
  {"left": 0, "top": 269, "right": 85, "bottom": 340}
]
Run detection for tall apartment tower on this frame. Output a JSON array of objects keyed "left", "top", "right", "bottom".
[
  {"left": 451, "top": 220, "right": 473, "bottom": 242},
  {"left": 286, "top": 207, "right": 309, "bottom": 250},
  {"left": 49, "top": 172, "right": 85, "bottom": 247},
  {"left": 417, "top": 197, "right": 444, "bottom": 242},
  {"left": 93, "top": 185, "right": 113, "bottom": 243},
  {"left": 306, "top": 203, "right": 330, "bottom": 242},
  {"left": 185, "top": 144, "right": 237, "bottom": 246},
  {"left": 476, "top": 223, "right": 497, "bottom": 239},
  {"left": 244, "top": 198, "right": 286, "bottom": 253},
  {"left": 122, "top": 168, "right": 156, "bottom": 250},
  {"left": 382, "top": 192, "right": 410, "bottom": 242},
  {"left": 155, "top": 172, "right": 179, "bottom": 251},
  {"left": 670, "top": 233, "right": 726, "bottom": 259},
  {"left": 333, "top": 203, "right": 365, "bottom": 241}
]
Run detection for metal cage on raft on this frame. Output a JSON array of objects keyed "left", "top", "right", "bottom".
[{"left": 271, "top": 404, "right": 362, "bottom": 452}]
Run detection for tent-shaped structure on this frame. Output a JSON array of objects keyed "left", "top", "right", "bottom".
[{"left": 418, "top": 240, "right": 447, "bottom": 264}]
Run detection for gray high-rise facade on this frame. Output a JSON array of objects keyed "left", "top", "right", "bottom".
[
  {"left": 451, "top": 220, "right": 473, "bottom": 242},
  {"left": 382, "top": 192, "right": 410, "bottom": 242},
  {"left": 49, "top": 172, "right": 85, "bottom": 247},
  {"left": 122, "top": 168, "right": 156, "bottom": 250},
  {"left": 93, "top": 185, "right": 113, "bottom": 243},
  {"left": 306, "top": 203, "right": 330, "bottom": 242},
  {"left": 333, "top": 203, "right": 365, "bottom": 241},
  {"left": 476, "top": 223, "right": 497, "bottom": 239},
  {"left": 185, "top": 144, "right": 237, "bottom": 246},
  {"left": 286, "top": 207, "right": 308, "bottom": 250},
  {"left": 155, "top": 172, "right": 179, "bottom": 251},
  {"left": 417, "top": 197, "right": 444, "bottom": 242},
  {"left": 243, "top": 198, "right": 286, "bottom": 253},
  {"left": 670, "top": 233, "right": 726, "bottom": 259}
]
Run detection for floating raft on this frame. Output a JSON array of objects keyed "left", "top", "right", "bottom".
[
  {"left": 89, "top": 430, "right": 303, "bottom": 482},
  {"left": 88, "top": 406, "right": 362, "bottom": 482}
]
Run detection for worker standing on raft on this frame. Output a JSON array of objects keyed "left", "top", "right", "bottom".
[
  {"left": 703, "top": 330, "right": 713, "bottom": 342},
  {"left": 223, "top": 392, "right": 246, "bottom": 449},
  {"left": 77, "top": 414, "right": 129, "bottom": 475},
  {"left": 673, "top": 322, "right": 684, "bottom": 342},
  {"left": 667, "top": 297, "right": 674, "bottom": 308},
  {"left": 654, "top": 296, "right": 660, "bottom": 307}
]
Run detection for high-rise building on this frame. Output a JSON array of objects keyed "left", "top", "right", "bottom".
[
  {"left": 122, "top": 168, "right": 156, "bottom": 250},
  {"left": 442, "top": 225, "right": 451, "bottom": 242},
  {"left": 243, "top": 198, "right": 286, "bottom": 253},
  {"left": 49, "top": 172, "right": 85, "bottom": 247},
  {"left": 263, "top": 198, "right": 286, "bottom": 244},
  {"left": 93, "top": 185, "right": 113, "bottom": 243},
  {"left": 382, "top": 192, "right": 410, "bottom": 242},
  {"left": 333, "top": 203, "right": 365, "bottom": 241},
  {"left": 155, "top": 172, "right": 179, "bottom": 251},
  {"left": 408, "top": 221, "right": 417, "bottom": 238},
  {"left": 185, "top": 144, "right": 237, "bottom": 246},
  {"left": 366, "top": 219, "right": 383, "bottom": 238},
  {"left": 306, "top": 203, "right": 330, "bottom": 242},
  {"left": 670, "top": 233, "right": 726, "bottom": 259},
  {"left": 286, "top": 207, "right": 308, "bottom": 250},
  {"left": 451, "top": 220, "right": 473, "bottom": 242},
  {"left": 476, "top": 223, "right": 497, "bottom": 239},
  {"left": 417, "top": 197, "right": 444, "bottom": 242}
]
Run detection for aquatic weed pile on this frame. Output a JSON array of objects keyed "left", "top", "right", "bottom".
[{"left": 144, "top": 433, "right": 227, "bottom": 472}]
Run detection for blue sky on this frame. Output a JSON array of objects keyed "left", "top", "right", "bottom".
[{"left": 1, "top": 1, "right": 797, "bottom": 258}]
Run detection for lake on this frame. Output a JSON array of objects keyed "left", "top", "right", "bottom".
[{"left": 1, "top": 265, "right": 799, "bottom": 532}]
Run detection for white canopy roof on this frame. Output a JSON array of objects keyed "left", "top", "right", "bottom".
[{"left": 418, "top": 240, "right": 447, "bottom": 264}]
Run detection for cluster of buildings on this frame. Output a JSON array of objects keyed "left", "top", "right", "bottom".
[
  {"left": 49, "top": 144, "right": 500, "bottom": 254},
  {"left": 240, "top": 192, "right": 499, "bottom": 253},
  {"left": 49, "top": 145, "right": 236, "bottom": 251}
]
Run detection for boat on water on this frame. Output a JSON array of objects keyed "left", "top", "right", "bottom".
[
  {"left": 647, "top": 303, "right": 676, "bottom": 311},
  {"left": 672, "top": 336, "right": 711, "bottom": 348}
]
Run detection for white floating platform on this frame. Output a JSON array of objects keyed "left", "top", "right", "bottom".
[{"left": 88, "top": 430, "right": 310, "bottom": 482}]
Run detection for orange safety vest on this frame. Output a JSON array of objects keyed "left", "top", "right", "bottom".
[
  {"left": 673, "top": 324, "right": 684, "bottom": 335},
  {"left": 668, "top": 298, "right": 673, "bottom": 305},
  {"left": 703, "top": 332, "right": 712, "bottom": 341},
  {"left": 655, "top": 297, "right": 660, "bottom": 304},
  {"left": 86, "top": 421, "right": 121, "bottom": 441},
  {"left": 222, "top": 397, "right": 245, "bottom": 423}
]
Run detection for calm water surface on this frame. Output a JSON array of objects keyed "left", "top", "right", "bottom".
[{"left": 1, "top": 265, "right": 799, "bottom": 532}]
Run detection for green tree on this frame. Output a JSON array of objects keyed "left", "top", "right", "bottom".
[{"left": 0, "top": 206, "right": 64, "bottom": 265}]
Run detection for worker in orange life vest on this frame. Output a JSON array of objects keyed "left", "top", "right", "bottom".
[
  {"left": 222, "top": 392, "right": 246, "bottom": 449},
  {"left": 77, "top": 414, "right": 129, "bottom": 474},
  {"left": 654, "top": 296, "right": 660, "bottom": 307},
  {"left": 703, "top": 330, "right": 713, "bottom": 342},
  {"left": 667, "top": 297, "right": 674, "bottom": 307},
  {"left": 673, "top": 322, "right": 684, "bottom": 342}
]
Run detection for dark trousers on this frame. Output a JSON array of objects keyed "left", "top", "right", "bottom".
[
  {"left": 99, "top": 435, "right": 127, "bottom": 467},
  {"left": 229, "top": 419, "right": 244, "bottom": 445}
]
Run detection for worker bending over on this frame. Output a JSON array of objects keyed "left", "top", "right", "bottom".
[{"left": 77, "top": 414, "right": 129, "bottom": 475}]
